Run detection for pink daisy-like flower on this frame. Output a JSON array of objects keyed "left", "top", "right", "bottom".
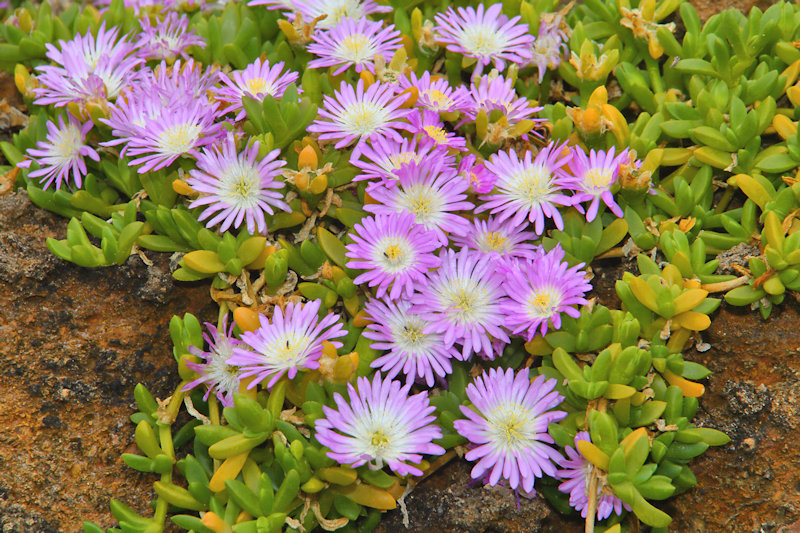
[
  {"left": 478, "top": 143, "right": 573, "bottom": 235},
  {"left": 460, "top": 75, "right": 542, "bottom": 125},
  {"left": 314, "top": 373, "right": 445, "bottom": 476},
  {"left": 458, "top": 154, "right": 496, "bottom": 194},
  {"left": 434, "top": 4, "right": 534, "bottom": 78},
  {"left": 123, "top": 97, "right": 223, "bottom": 173},
  {"left": 453, "top": 368, "right": 566, "bottom": 493},
  {"left": 186, "top": 135, "right": 290, "bottom": 235},
  {"left": 181, "top": 317, "right": 243, "bottom": 408},
  {"left": 567, "top": 146, "right": 630, "bottom": 222},
  {"left": 18, "top": 114, "right": 99, "bottom": 191},
  {"left": 214, "top": 58, "right": 299, "bottom": 122},
  {"left": 557, "top": 431, "right": 632, "bottom": 521},
  {"left": 308, "top": 79, "right": 411, "bottom": 150},
  {"left": 451, "top": 216, "right": 539, "bottom": 262},
  {"left": 351, "top": 137, "right": 453, "bottom": 184},
  {"left": 136, "top": 13, "right": 205, "bottom": 62},
  {"left": 345, "top": 212, "right": 441, "bottom": 299},
  {"left": 502, "top": 245, "right": 591, "bottom": 340},
  {"left": 102, "top": 60, "right": 218, "bottom": 151},
  {"left": 228, "top": 299, "right": 346, "bottom": 389},
  {"left": 293, "top": 0, "right": 391, "bottom": 29},
  {"left": 408, "top": 109, "right": 467, "bottom": 151},
  {"left": 34, "top": 23, "right": 143, "bottom": 109},
  {"left": 363, "top": 298, "right": 457, "bottom": 387},
  {"left": 528, "top": 18, "right": 569, "bottom": 83},
  {"left": 365, "top": 157, "right": 473, "bottom": 246},
  {"left": 397, "top": 72, "right": 469, "bottom": 113},
  {"left": 411, "top": 248, "right": 509, "bottom": 360},
  {"left": 307, "top": 18, "right": 402, "bottom": 75}
]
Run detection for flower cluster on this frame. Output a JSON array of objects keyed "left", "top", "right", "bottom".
[{"left": 14, "top": 2, "right": 665, "bottom": 526}]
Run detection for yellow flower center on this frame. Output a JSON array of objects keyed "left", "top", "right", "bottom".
[
  {"left": 341, "top": 33, "right": 371, "bottom": 56},
  {"left": 423, "top": 125, "right": 450, "bottom": 144},
  {"left": 583, "top": 168, "right": 613, "bottom": 192},
  {"left": 370, "top": 429, "right": 389, "bottom": 448},
  {"left": 527, "top": 286, "right": 559, "bottom": 318},
  {"left": 388, "top": 151, "right": 421, "bottom": 168},
  {"left": 158, "top": 122, "right": 201, "bottom": 154},
  {"left": 424, "top": 89, "right": 453, "bottom": 109},
  {"left": 482, "top": 231, "right": 507, "bottom": 252},
  {"left": 245, "top": 77, "right": 272, "bottom": 96}
]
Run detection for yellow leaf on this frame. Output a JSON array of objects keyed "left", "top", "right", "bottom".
[
  {"left": 672, "top": 288, "right": 709, "bottom": 315},
  {"left": 576, "top": 440, "right": 609, "bottom": 471},
  {"left": 630, "top": 277, "right": 660, "bottom": 313},
  {"left": 663, "top": 368, "right": 705, "bottom": 397},
  {"left": 673, "top": 311, "right": 711, "bottom": 331}
]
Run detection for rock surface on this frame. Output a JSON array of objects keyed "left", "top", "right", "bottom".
[{"left": 0, "top": 191, "right": 214, "bottom": 531}]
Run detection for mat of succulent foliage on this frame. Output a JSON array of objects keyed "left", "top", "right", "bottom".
[{"left": 2, "top": 0, "right": 799, "bottom": 531}]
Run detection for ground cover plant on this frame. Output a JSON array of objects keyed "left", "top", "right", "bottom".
[{"left": 2, "top": 0, "right": 798, "bottom": 530}]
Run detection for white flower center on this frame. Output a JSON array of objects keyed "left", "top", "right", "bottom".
[
  {"left": 387, "top": 151, "right": 421, "bottom": 169},
  {"left": 477, "top": 231, "right": 509, "bottom": 254},
  {"left": 583, "top": 167, "right": 613, "bottom": 193},
  {"left": 245, "top": 77, "right": 275, "bottom": 96},
  {"left": 203, "top": 338, "right": 242, "bottom": 397},
  {"left": 157, "top": 121, "right": 201, "bottom": 155},
  {"left": 53, "top": 123, "right": 84, "bottom": 160},
  {"left": 439, "top": 277, "right": 490, "bottom": 325},
  {"left": 341, "top": 101, "right": 390, "bottom": 136},
  {"left": 397, "top": 185, "right": 444, "bottom": 227},
  {"left": 487, "top": 401, "right": 535, "bottom": 451},
  {"left": 265, "top": 332, "right": 312, "bottom": 369},
  {"left": 336, "top": 33, "right": 375, "bottom": 62},
  {"left": 316, "top": 0, "right": 364, "bottom": 28},
  {"left": 220, "top": 161, "right": 262, "bottom": 208},
  {"left": 391, "top": 313, "right": 435, "bottom": 354},
  {"left": 350, "top": 406, "right": 406, "bottom": 466},
  {"left": 526, "top": 285, "right": 561, "bottom": 319},
  {"left": 508, "top": 164, "right": 554, "bottom": 206},
  {"left": 459, "top": 24, "right": 505, "bottom": 57},
  {"left": 374, "top": 237, "right": 414, "bottom": 273}
]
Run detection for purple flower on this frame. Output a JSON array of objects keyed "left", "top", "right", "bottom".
[
  {"left": 434, "top": 4, "right": 534, "bottom": 78},
  {"left": 251, "top": 0, "right": 392, "bottom": 30},
  {"left": 122, "top": 97, "right": 223, "bottom": 173},
  {"left": 186, "top": 135, "right": 290, "bottom": 235},
  {"left": 314, "top": 373, "right": 445, "bottom": 476},
  {"left": 228, "top": 300, "right": 346, "bottom": 390},
  {"left": 181, "top": 317, "right": 242, "bottom": 408},
  {"left": 350, "top": 136, "right": 453, "bottom": 184},
  {"left": 34, "top": 23, "right": 143, "bottom": 109},
  {"left": 453, "top": 368, "right": 566, "bottom": 493},
  {"left": 308, "top": 79, "right": 411, "bottom": 149},
  {"left": 345, "top": 212, "right": 442, "bottom": 299},
  {"left": 364, "top": 157, "right": 473, "bottom": 246},
  {"left": 450, "top": 216, "right": 540, "bottom": 262},
  {"left": 528, "top": 18, "right": 569, "bottom": 83},
  {"left": 411, "top": 248, "right": 509, "bottom": 360},
  {"left": 307, "top": 18, "right": 402, "bottom": 75},
  {"left": 502, "top": 245, "right": 591, "bottom": 340},
  {"left": 567, "top": 146, "right": 629, "bottom": 222},
  {"left": 478, "top": 143, "right": 573, "bottom": 234},
  {"left": 557, "top": 432, "right": 631, "bottom": 520},
  {"left": 135, "top": 12, "right": 205, "bottom": 62},
  {"left": 102, "top": 60, "right": 218, "bottom": 152},
  {"left": 18, "top": 114, "right": 99, "bottom": 191},
  {"left": 398, "top": 72, "right": 469, "bottom": 113},
  {"left": 460, "top": 75, "right": 542, "bottom": 125},
  {"left": 363, "top": 298, "right": 457, "bottom": 387},
  {"left": 214, "top": 59, "right": 299, "bottom": 122},
  {"left": 458, "top": 153, "right": 496, "bottom": 194},
  {"left": 408, "top": 109, "right": 467, "bottom": 151}
]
